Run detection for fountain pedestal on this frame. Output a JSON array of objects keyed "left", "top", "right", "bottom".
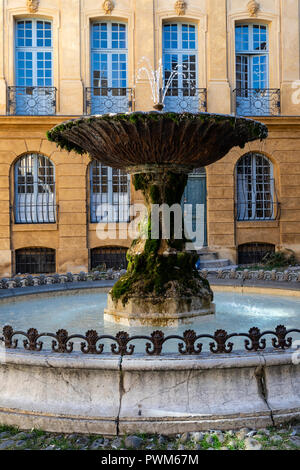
[
  {"left": 104, "top": 165, "right": 215, "bottom": 326},
  {"left": 47, "top": 112, "right": 268, "bottom": 327}
]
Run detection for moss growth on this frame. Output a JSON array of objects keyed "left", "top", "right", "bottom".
[{"left": 47, "top": 112, "right": 268, "bottom": 156}]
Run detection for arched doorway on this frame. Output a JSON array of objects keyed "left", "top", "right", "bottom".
[{"left": 181, "top": 168, "right": 207, "bottom": 248}]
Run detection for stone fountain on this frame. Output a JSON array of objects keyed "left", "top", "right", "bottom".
[{"left": 48, "top": 112, "right": 268, "bottom": 326}]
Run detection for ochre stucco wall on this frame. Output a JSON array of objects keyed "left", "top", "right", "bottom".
[{"left": 0, "top": 0, "right": 300, "bottom": 275}]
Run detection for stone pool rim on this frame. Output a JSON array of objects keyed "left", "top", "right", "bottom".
[{"left": 0, "top": 348, "right": 299, "bottom": 435}]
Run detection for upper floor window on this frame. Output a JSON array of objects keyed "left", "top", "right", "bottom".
[
  {"left": 236, "top": 152, "right": 279, "bottom": 221},
  {"left": 235, "top": 24, "right": 275, "bottom": 116},
  {"left": 163, "top": 23, "right": 202, "bottom": 113},
  {"left": 88, "top": 22, "right": 130, "bottom": 114},
  {"left": 90, "top": 161, "right": 130, "bottom": 223},
  {"left": 14, "top": 153, "right": 56, "bottom": 224},
  {"left": 13, "top": 19, "right": 55, "bottom": 115}
]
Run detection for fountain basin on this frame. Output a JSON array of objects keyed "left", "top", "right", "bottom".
[
  {"left": 0, "top": 286, "right": 299, "bottom": 434},
  {"left": 0, "top": 349, "right": 299, "bottom": 435}
]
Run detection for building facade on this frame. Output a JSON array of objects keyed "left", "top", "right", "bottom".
[{"left": 0, "top": 0, "right": 300, "bottom": 276}]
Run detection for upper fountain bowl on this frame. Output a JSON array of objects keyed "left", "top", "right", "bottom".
[{"left": 47, "top": 112, "right": 268, "bottom": 171}]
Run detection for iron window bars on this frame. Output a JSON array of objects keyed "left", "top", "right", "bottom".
[{"left": 15, "top": 248, "right": 56, "bottom": 275}]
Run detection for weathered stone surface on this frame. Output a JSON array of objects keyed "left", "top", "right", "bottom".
[
  {"left": 0, "top": 440, "right": 15, "bottom": 450},
  {"left": 124, "top": 436, "right": 143, "bottom": 449},
  {"left": 245, "top": 438, "right": 263, "bottom": 450}
]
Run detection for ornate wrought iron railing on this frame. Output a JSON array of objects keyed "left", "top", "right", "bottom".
[
  {"left": 235, "top": 178, "right": 280, "bottom": 221},
  {"left": 7, "top": 86, "right": 57, "bottom": 116},
  {"left": 84, "top": 87, "right": 133, "bottom": 115},
  {"left": 163, "top": 88, "right": 207, "bottom": 113},
  {"left": 1, "top": 324, "right": 299, "bottom": 356},
  {"left": 233, "top": 88, "right": 281, "bottom": 116}
]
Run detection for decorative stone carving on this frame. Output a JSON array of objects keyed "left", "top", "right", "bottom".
[
  {"left": 247, "top": 0, "right": 260, "bottom": 17},
  {"left": 175, "top": 0, "right": 187, "bottom": 16},
  {"left": 27, "top": 0, "right": 39, "bottom": 13},
  {"left": 103, "top": 0, "right": 114, "bottom": 15}
]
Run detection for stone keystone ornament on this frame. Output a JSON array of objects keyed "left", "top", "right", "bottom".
[
  {"left": 27, "top": 0, "right": 39, "bottom": 13},
  {"left": 247, "top": 0, "right": 260, "bottom": 17},
  {"left": 103, "top": 0, "right": 114, "bottom": 15},
  {"left": 175, "top": 0, "right": 187, "bottom": 16}
]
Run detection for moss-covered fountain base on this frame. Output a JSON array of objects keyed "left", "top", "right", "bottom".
[
  {"left": 104, "top": 165, "right": 215, "bottom": 326},
  {"left": 47, "top": 112, "right": 268, "bottom": 327}
]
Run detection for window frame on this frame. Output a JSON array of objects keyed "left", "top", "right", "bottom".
[
  {"left": 14, "top": 153, "right": 56, "bottom": 225},
  {"left": 162, "top": 22, "right": 198, "bottom": 92},
  {"left": 90, "top": 21, "right": 128, "bottom": 90},
  {"left": 15, "top": 18, "right": 53, "bottom": 88},
  {"left": 235, "top": 23, "right": 269, "bottom": 90},
  {"left": 89, "top": 161, "right": 130, "bottom": 224},
  {"left": 236, "top": 153, "right": 276, "bottom": 222}
]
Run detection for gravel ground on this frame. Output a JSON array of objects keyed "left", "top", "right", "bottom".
[{"left": 0, "top": 424, "right": 299, "bottom": 451}]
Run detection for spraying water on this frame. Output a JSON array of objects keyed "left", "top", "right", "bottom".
[{"left": 136, "top": 57, "right": 189, "bottom": 110}]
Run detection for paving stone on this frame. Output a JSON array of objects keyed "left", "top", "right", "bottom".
[
  {"left": 75, "top": 436, "right": 90, "bottom": 447},
  {"left": 244, "top": 437, "right": 263, "bottom": 451},
  {"left": 14, "top": 440, "right": 27, "bottom": 448},
  {"left": 0, "top": 440, "right": 15, "bottom": 450},
  {"left": 289, "top": 436, "right": 300, "bottom": 448},
  {"left": 111, "top": 438, "right": 122, "bottom": 449},
  {"left": 206, "top": 435, "right": 215, "bottom": 445},
  {"left": 90, "top": 438, "right": 105, "bottom": 450},
  {"left": 13, "top": 432, "right": 32, "bottom": 440},
  {"left": 272, "top": 435, "right": 283, "bottom": 443},
  {"left": 212, "top": 431, "right": 225, "bottom": 443},
  {"left": 190, "top": 432, "right": 205, "bottom": 442},
  {"left": 158, "top": 435, "right": 167, "bottom": 445},
  {"left": 0, "top": 432, "right": 9, "bottom": 439},
  {"left": 292, "top": 426, "right": 300, "bottom": 436},
  {"left": 236, "top": 428, "right": 251, "bottom": 440},
  {"left": 124, "top": 436, "right": 144, "bottom": 449},
  {"left": 179, "top": 432, "right": 190, "bottom": 443},
  {"left": 257, "top": 429, "right": 270, "bottom": 436}
]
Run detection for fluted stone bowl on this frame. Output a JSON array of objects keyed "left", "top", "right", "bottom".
[{"left": 47, "top": 112, "right": 268, "bottom": 170}]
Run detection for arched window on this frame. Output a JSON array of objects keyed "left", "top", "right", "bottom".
[
  {"left": 15, "top": 247, "right": 56, "bottom": 274},
  {"left": 235, "top": 23, "right": 271, "bottom": 115},
  {"left": 14, "top": 153, "right": 56, "bottom": 224},
  {"left": 14, "top": 19, "right": 55, "bottom": 115},
  {"left": 163, "top": 23, "right": 199, "bottom": 112},
  {"left": 236, "top": 153, "right": 277, "bottom": 221},
  {"left": 89, "top": 21, "right": 129, "bottom": 114},
  {"left": 90, "top": 161, "right": 130, "bottom": 223}
]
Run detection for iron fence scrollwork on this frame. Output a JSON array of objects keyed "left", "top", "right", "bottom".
[
  {"left": 233, "top": 88, "right": 281, "bottom": 116},
  {"left": 7, "top": 86, "right": 57, "bottom": 116},
  {"left": 1, "top": 324, "right": 299, "bottom": 357}
]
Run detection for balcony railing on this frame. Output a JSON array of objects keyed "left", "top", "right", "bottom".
[
  {"left": 233, "top": 88, "right": 281, "bottom": 116},
  {"left": 7, "top": 86, "right": 56, "bottom": 116},
  {"left": 163, "top": 88, "right": 207, "bottom": 113},
  {"left": 235, "top": 178, "right": 280, "bottom": 222},
  {"left": 84, "top": 87, "right": 133, "bottom": 115}
]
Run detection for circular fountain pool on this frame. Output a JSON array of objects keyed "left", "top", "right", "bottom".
[
  {"left": 0, "top": 287, "right": 299, "bottom": 435},
  {"left": 1, "top": 289, "right": 299, "bottom": 352}
]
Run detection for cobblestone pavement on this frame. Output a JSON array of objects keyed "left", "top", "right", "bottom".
[{"left": 0, "top": 425, "right": 299, "bottom": 451}]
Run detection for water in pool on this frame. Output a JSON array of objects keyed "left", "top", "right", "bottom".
[{"left": 0, "top": 291, "right": 299, "bottom": 352}]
